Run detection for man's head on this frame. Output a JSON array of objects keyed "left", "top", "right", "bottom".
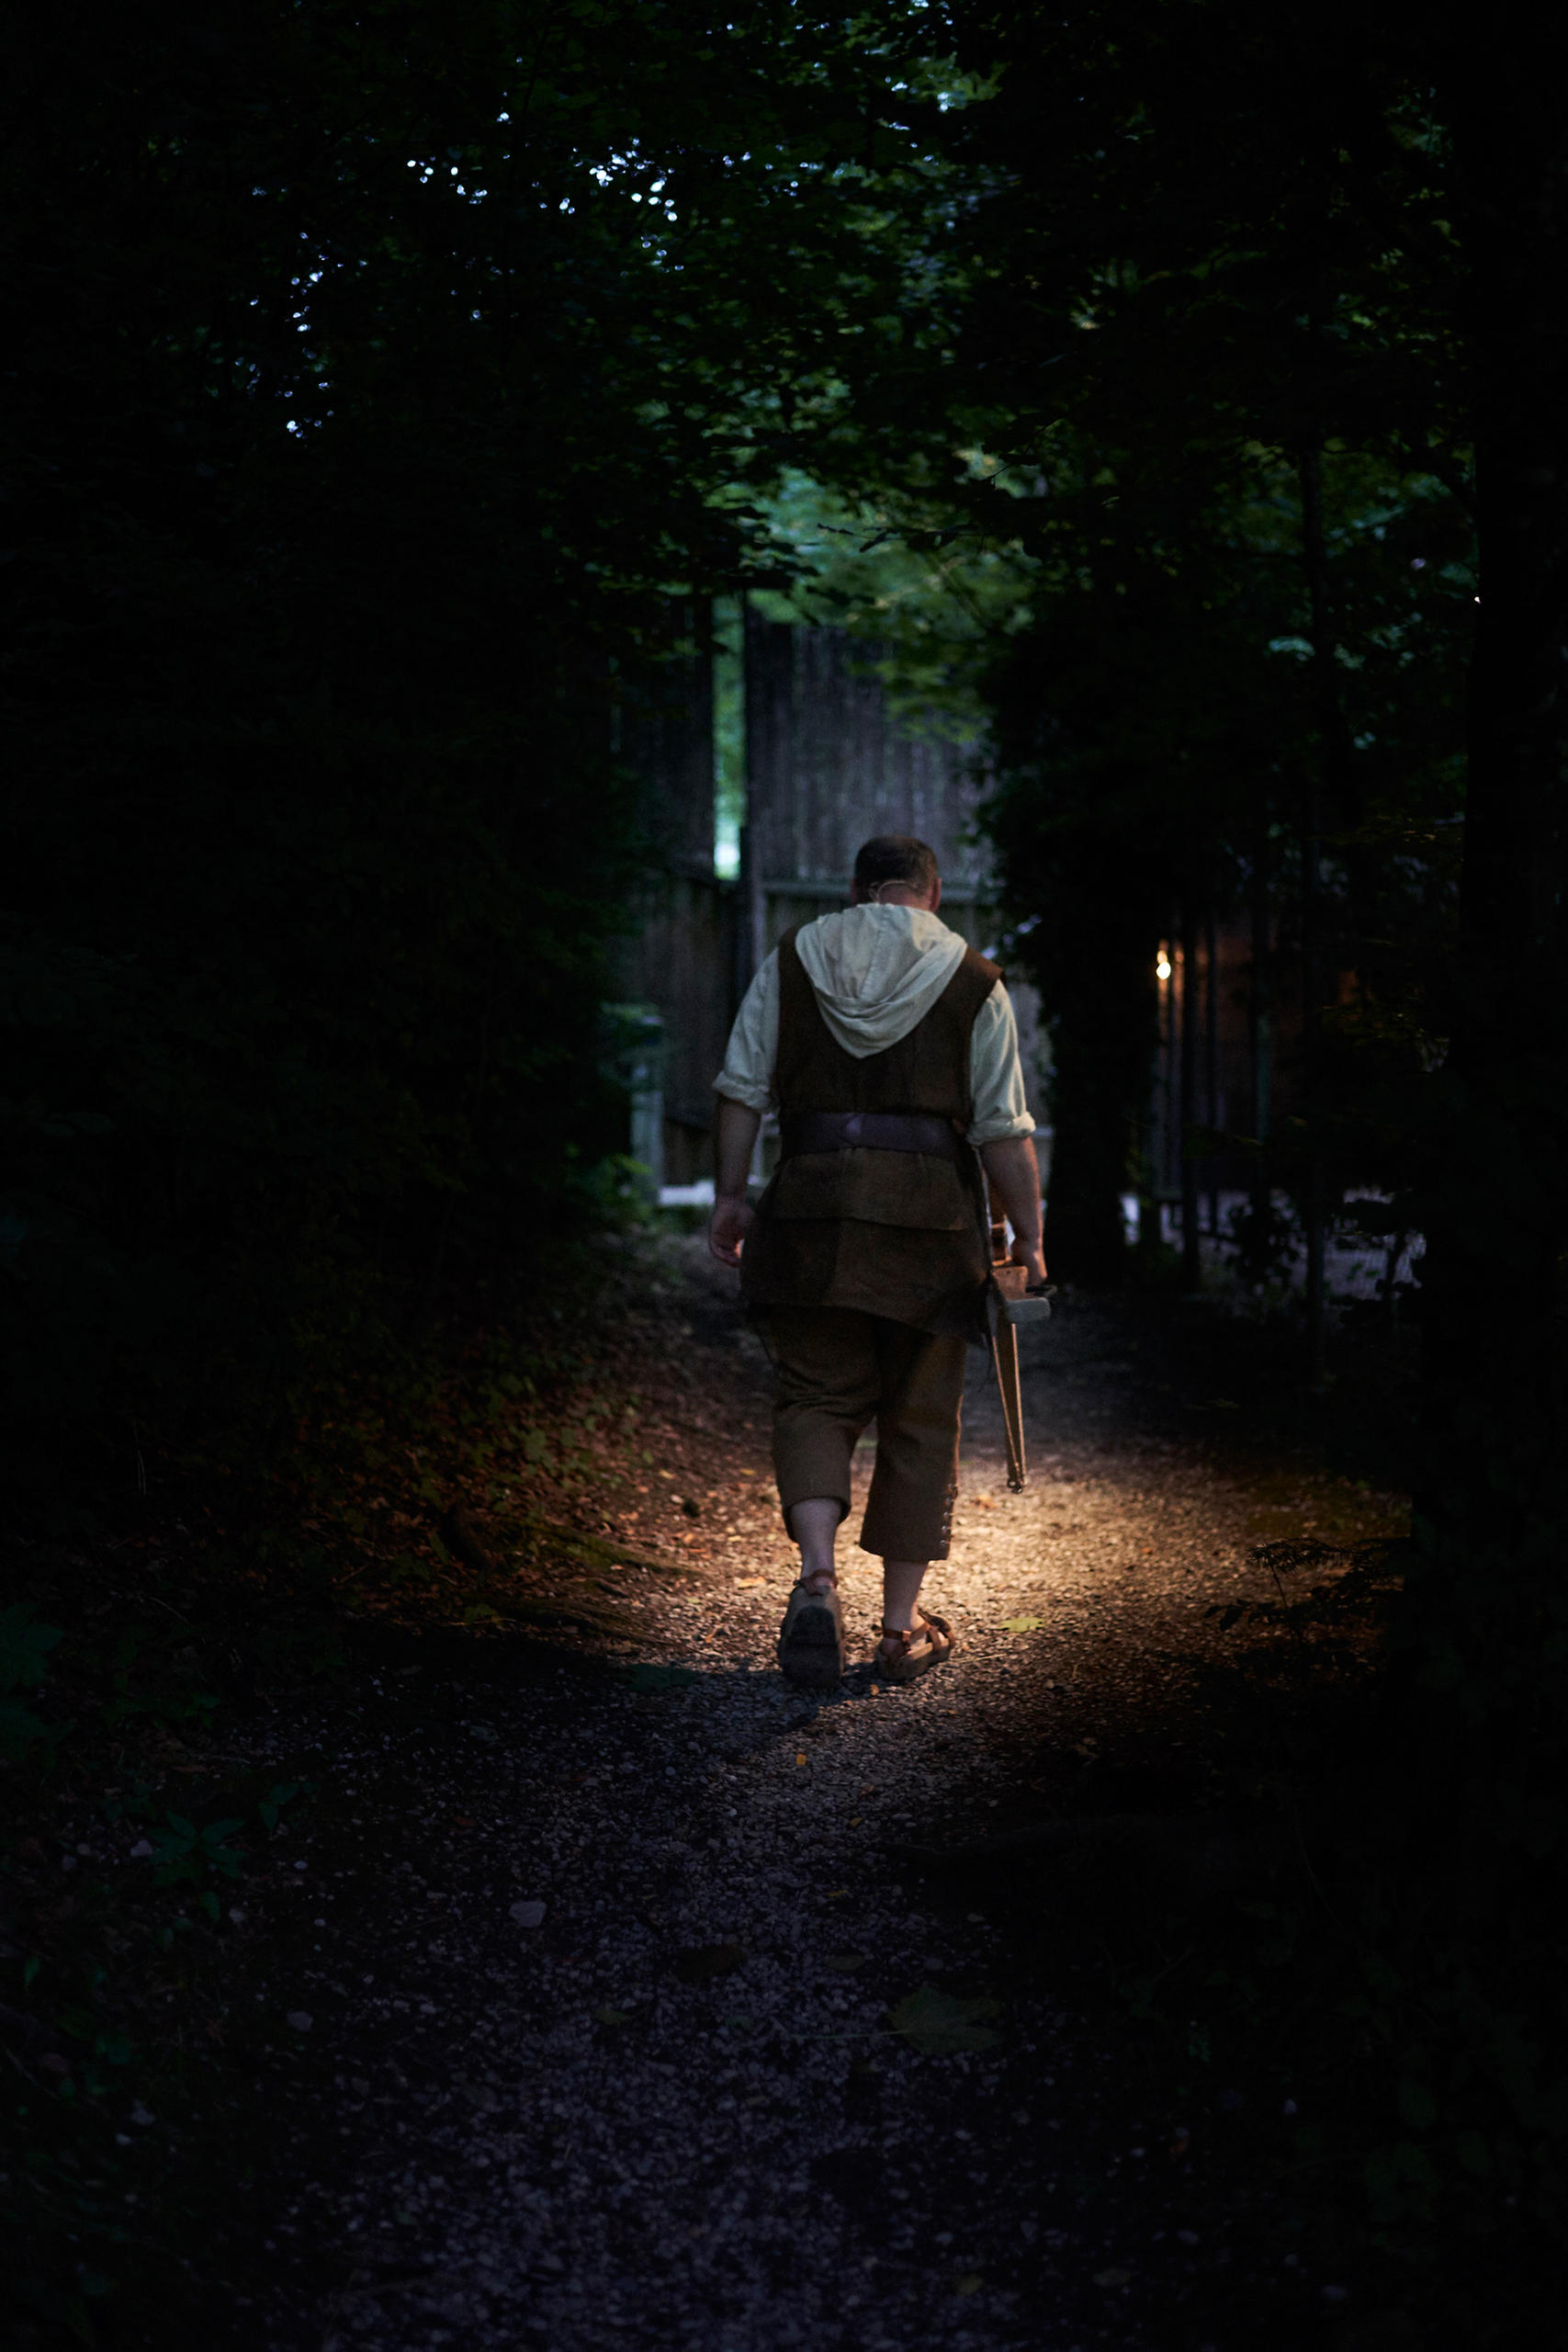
[{"left": 849, "top": 834, "right": 942, "bottom": 911}]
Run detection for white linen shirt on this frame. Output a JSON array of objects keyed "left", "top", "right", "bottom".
[{"left": 713, "top": 906, "right": 1035, "bottom": 1148}]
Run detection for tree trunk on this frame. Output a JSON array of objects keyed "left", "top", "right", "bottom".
[
  {"left": 1205, "top": 906, "right": 1221, "bottom": 1238},
  {"left": 1247, "top": 794, "right": 1275, "bottom": 1282},
  {"left": 1038, "top": 873, "right": 1158, "bottom": 1285},
  {"left": 1298, "top": 450, "right": 1335, "bottom": 1390},
  {"left": 1409, "top": 16, "right": 1568, "bottom": 1778},
  {"left": 1180, "top": 902, "right": 1201, "bottom": 1289}
]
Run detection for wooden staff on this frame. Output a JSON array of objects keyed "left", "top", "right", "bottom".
[{"left": 987, "top": 1216, "right": 1050, "bottom": 1493}]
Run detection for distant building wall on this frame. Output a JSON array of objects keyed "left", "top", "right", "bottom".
[
  {"left": 741, "top": 613, "right": 997, "bottom": 964},
  {"left": 615, "top": 606, "right": 1054, "bottom": 1192},
  {"left": 742, "top": 614, "right": 1050, "bottom": 1160}
]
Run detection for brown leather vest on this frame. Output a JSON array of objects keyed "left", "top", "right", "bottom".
[{"left": 740, "top": 928, "right": 998, "bottom": 1335}]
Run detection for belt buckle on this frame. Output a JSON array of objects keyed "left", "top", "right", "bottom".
[{"left": 843, "top": 1113, "right": 863, "bottom": 1145}]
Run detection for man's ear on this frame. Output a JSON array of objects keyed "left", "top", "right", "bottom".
[
  {"left": 930, "top": 878, "right": 942, "bottom": 912},
  {"left": 848, "top": 880, "right": 864, "bottom": 905}
]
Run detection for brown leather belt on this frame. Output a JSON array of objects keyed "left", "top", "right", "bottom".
[{"left": 780, "top": 1111, "right": 964, "bottom": 1161}]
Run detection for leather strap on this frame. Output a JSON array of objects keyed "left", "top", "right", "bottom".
[
  {"left": 780, "top": 1110, "right": 964, "bottom": 1162},
  {"left": 874, "top": 1612, "right": 953, "bottom": 1650}
]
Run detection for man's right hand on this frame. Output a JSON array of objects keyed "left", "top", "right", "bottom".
[
  {"left": 708, "top": 1193, "right": 754, "bottom": 1267},
  {"left": 1010, "top": 1238, "right": 1048, "bottom": 1290}
]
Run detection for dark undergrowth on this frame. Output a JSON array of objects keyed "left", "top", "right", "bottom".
[
  {"left": 0, "top": 1238, "right": 695, "bottom": 2346},
  {"left": 3, "top": 1254, "right": 1558, "bottom": 2348},
  {"left": 908, "top": 1284, "right": 1557, "bottom": 2351},
  {"left": 917, "top": 1607, "right": 1551, "bottom": 2348}
]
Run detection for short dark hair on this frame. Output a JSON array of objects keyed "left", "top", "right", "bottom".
[{"left": 852, "top": 834, "right": 941, "bottom": 898}]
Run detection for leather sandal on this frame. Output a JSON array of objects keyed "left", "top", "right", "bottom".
[
  {"left": 873, "top": 1611, "right": 956, "bottom": 1685},
  {"left": 777, "top": 1577, "right": 847, "bottom": 1689}
]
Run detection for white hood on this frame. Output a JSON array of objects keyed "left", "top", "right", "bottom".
[{"left": 794, "top": 903, "right": 970, "bottom": 1059}]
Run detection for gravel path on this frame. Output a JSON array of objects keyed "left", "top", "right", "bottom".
[{"left": 231, "top": 1250, "right": 1393, "bottom": 2351}]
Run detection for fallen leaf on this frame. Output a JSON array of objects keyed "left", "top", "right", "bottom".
[
  {"left": 594, "top": 2006, "right": 632, "bottom": 2026},
  {"left": 826, "top": 1953, "right": 864, "bottom": 1973},
  {"left": 618, "top": 1663, "right": 698, "bottom": 1692},
  {"left": 1093, "top": 2268, "right": 1131, "bottom": 2289},
  {"left": 1000, "top": 1614, "right": 1045, "bottom": 1634},
  {"left": 886, "top": 1985, "right": 1002, "bottom": 2056},
  {"left": 674, "top": 1942, "right": 747, "bottom": 1985},
  {"left": 954, "top": 2275, "right": 983, "bottom": 2297},
  {"left": 510, "top": 1899, "right": 547, "bottom": 1928}
]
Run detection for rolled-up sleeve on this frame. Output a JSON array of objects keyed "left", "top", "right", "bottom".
[
  {"left": 713, "top": 950, "right": 780, "bottom": 1113},
  {"left": 966, "top": 981, "right": 1036, "bottom": 1145}
]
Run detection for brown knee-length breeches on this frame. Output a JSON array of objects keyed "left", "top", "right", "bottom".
[{"left": 761, "top": 1306, "right": 967, "bottom": 1563}]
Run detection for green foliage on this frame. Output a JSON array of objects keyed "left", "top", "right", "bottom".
[
  {"left": 0, "top": 1603, "right": 62, "bottom": 1691},
  {"left": 762, "top": 5, "right": 1475, "bottom": 1280},
  {"left": 146, "top": 1813, "right": 246, "bottom": 1887},
  {"left": 0, "top": 1, "right": 946, "bottom": 1483},
  {"left": 746, "top": 467, "right": 1038, "bottom": 736},
  {"left": 0, "top": 1603, "right": 65, "bottom": 1760},
  {"left": 258, "top": 1780, "right": 306, "bottom": 1831},
  {"left": 0, "top": 1697, "right": 51, "bottom": 1763},
  {"left": 100, "top": 1627, "right": 220, "bottom": 1733}
]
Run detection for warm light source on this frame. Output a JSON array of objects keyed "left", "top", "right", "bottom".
[{"left": 1156, "top": 953, "right": 1172, "bottom": 980}]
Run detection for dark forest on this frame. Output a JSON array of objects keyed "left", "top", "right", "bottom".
[{"left": 3, "top": 5, "right": 1563, "bottom": 2346}]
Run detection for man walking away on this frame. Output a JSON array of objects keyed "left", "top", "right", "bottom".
[{"left": 708, "top": 835, "right": 1044, "bottom": 1685}]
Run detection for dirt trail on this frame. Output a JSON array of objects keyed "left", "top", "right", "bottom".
[{"left": 228, "top": 1246, "right": 1397, "bottom": 2352}]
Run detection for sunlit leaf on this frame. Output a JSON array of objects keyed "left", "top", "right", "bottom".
[{"left": 886, "top": 1985, "right": 1002, "bottom": 2055}]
